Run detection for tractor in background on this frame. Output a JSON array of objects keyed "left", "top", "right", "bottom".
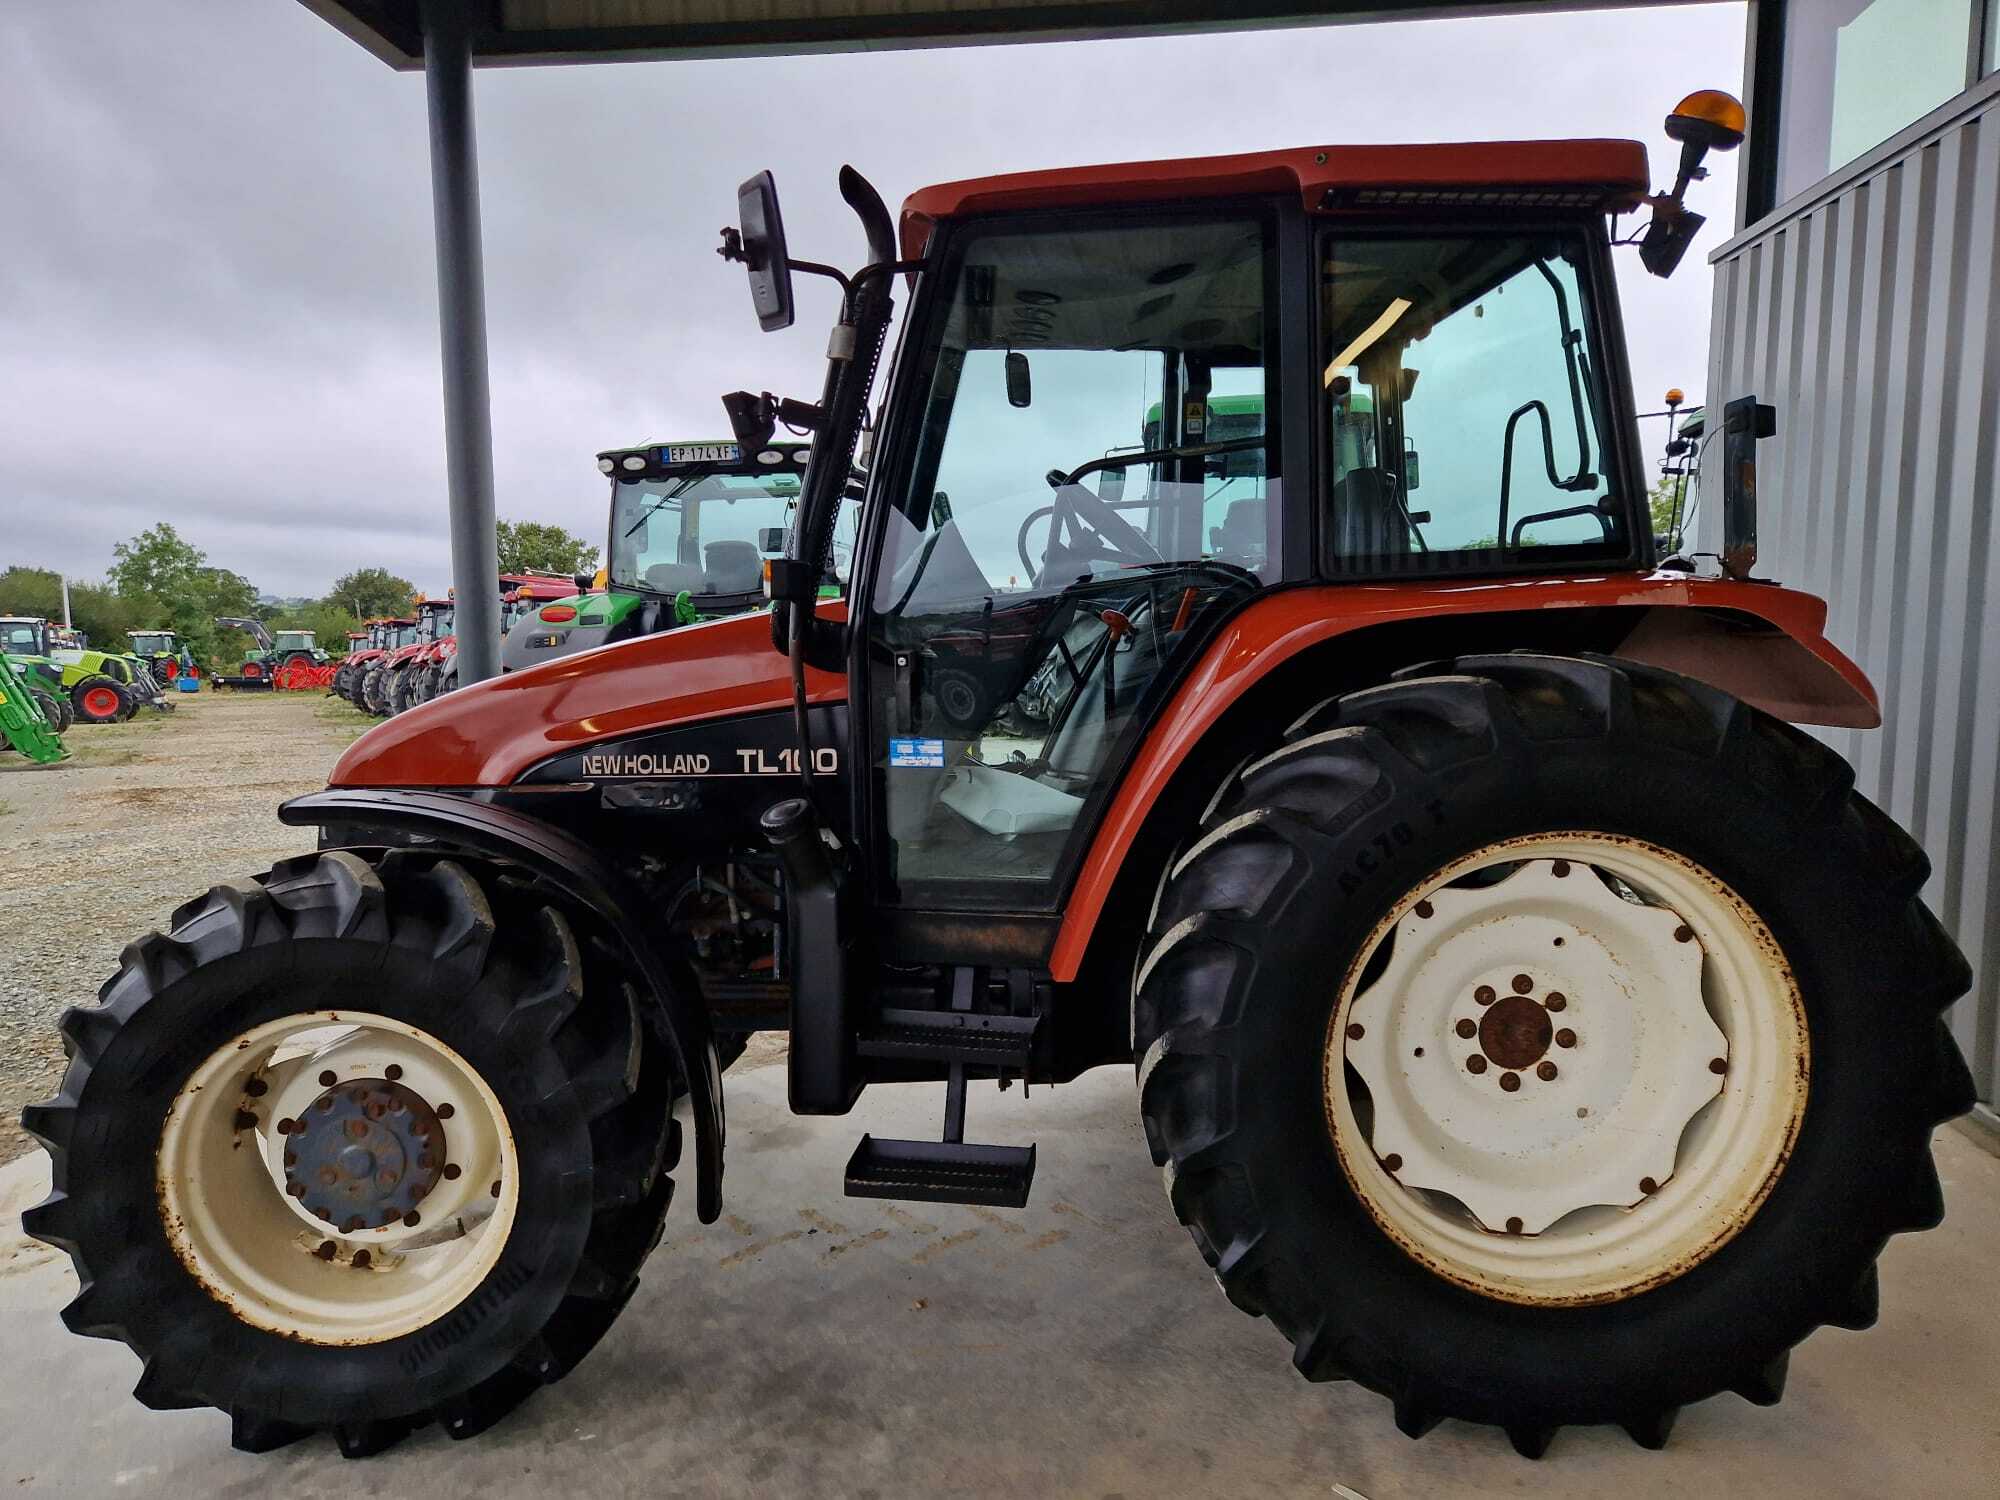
[
  {"left": 499, "top": 441, "right": 853, "bottom": 673},
  {"left": 352, "top": 618, "right": 419, "bottom": 714},
  {"left": 0, "top": 616, "right": 137, "bottom": 724},
  {"left": 377, "top": 599, "right": 454, "bottom": 716},
  {"left": 0, "top": 644, "right": 69, "bottom": 759},
  {"left": 212, "top": 619, "right": 330, "bottom": 690},
  {"left": 128, "top": 630, "right": 194, "bottom": 689}
]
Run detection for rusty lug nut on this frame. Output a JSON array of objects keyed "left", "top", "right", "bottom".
[
  {"left": 316, "top": 1095, "right": 335, "bottom": 1112},
  {"left": 366, "top": 1100, "right": 388, "bottom": 1121},
  {"left": 1455, "top": 1018, "right": 1476, "bottom": 1039},
  {"left": 1639, "top": 1177, "right": 1659, "bottom": 1195},
  {"left": 1474, "top": 985, "right": 1496, "bottom": 1006},
  {"left": 283, "top": 1151, "right": 298, "bottom": 1169},
  {"left": 1511, "top": 974, "right": 1533, "bottom": 994},
  {"left": 1709, "top": 1057, "right": 1728, "bottom": 1075},
  {"left": 1537, "top": 1061, "right": 1559, "bottom": 1081},
  {"left": 1555, "top": 1028, "right": 1577, "bottom": 1049},
  {"left": 274, "top": 1117, "right": 294, "bottom": 1134},
  {"left": 1506, "top": 1217, "right": 1524, "bottom": 1234},
  {"left": 1674, "top": 925, "right": 1695, "bottom": 943},
  {"left": 351, "top": 1250, "right": 372, "bottom": 1270},
  {"left": 1551, "top": 860, "right": 1570, "bottom": 877},
  {"left": 343, "top": 1215, "right": 366, "bottom": 1233},
  {"left": 319, "top": 1070, "right": 338, "bottom": 1087},
  {"left": 233, "top": 1109, "right": 259, "bottom": 1132},
  {"left": 404, "top": 1211, "right": 422, "bottom": 1228},
  {"left": 1466, "top": 1056, "right": 1488, "bottom": 1075},
  {"left": 411, "top": 1183, "right": 430, "bottom": 1202},
  {"left": 314, "top": 1240, "right": 337, "bottom": 1261},
  {"left": 244, "top": 1077, "right": 269, "bottom": 1097},
  {"left": 1499, "top": 1072, "right": 1521, "bottom": 1093},
  {"left": 1382, "top": 1153, "right": 1403, "bottom": 1173},
  {"left": 318, "top": 1166, "right": 339, "bottom": 1186},
  {"left": 1544, "top": 992, "right": 1567, "bottom": 1012},
  {"left": 376, "top": 1170, "right": 397, "bottom": 1190},
  {"left": 411, "top": 1120, "right": 431, "bottom": 1138},
  {"left": 345, "top": 1119, "right": 369, "bottom": 1140},
  {"left": 384, "top": 1064, "right": 403, "bottom": 1081},
  {"left": 442, "top": 1163, "right": 462, "bottom": 1181},
  {"left": 287, "top": 1182, "right": 307, "bottom": 1199},
  {"left": 1346, "top": 1023, "right": 1365, "bottom": 1041},
  {"left": 381, "top": 1210, "right": 401, "bottom": 1227},
  {"left": 436, "top": 1103, "right": 455, "bottom": 1120},
  {"left": 1414, "top": 900, "right": 1435, "bottom": 919},
  {"left": 417, "top": 1154, "right": 434, "bottom": 1172}
]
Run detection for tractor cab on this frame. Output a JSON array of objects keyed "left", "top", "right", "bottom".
[{"left": 0, "top": 617, "right": 51, "bottom": 658}]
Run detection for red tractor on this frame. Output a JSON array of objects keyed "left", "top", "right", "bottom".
[
  {"left": 26, "top": 94, "right": 1972, "bottom": 1462},
  {"left": 414, "top": 573, "right": 582, "bottom": 709},
  {"left": 376, "top": 599, "right": 455, "bottom": 716}
]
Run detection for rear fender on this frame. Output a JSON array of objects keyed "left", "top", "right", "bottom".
[
  {"left": 280, "top": 787, "right": 725, "bottom": 1223},
  {"left": 1049, "top": 577, "right": 1878, "bottom": 983}
]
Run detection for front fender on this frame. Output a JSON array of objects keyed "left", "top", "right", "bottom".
[{"left": 279, "top": 787, "right": 724, "bottom": 1223}]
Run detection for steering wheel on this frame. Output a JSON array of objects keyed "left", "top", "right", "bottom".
[{"left": 1035, "top": 469, "right": 1164, "bottom": 579}]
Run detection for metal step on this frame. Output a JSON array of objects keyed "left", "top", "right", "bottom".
[
  {"left": 855, "top": 1007, "right": 1039, "bottom": 1068},
  {"left": 844, "top": 1135, "right": 1036, "bottom": 1208}
]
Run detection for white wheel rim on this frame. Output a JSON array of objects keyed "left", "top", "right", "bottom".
[
  {"left": 1324, "top": 833, "right": 1807, "bottom": 1306},
  {"left": 158, "top": 1011, "right": 520, "bottom": 1344}
]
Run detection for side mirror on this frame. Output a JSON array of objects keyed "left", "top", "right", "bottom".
[
  {"left": 573, "top": 572, "right": 593, "bottom": 591},
  {"left": 1403, "top": 439, "right": 1421, "bottom": 491},
  {"left": 931, "top": 493, "right": 954, "bottom": 529},
  {"left": 735, "top": 170, "right": 794, "bottom": 332},
  {"left": 758, "top": 526, "right": 788, "bottom": 552},
  {"left": 722, "top": 390, "right": 777, "bottom": 452},
  {"left": 1005, "top": 351, "right": 1032, "bottom": 409}
]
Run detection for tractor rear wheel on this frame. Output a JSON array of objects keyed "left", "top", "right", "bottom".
[
  {"left": 70, "top": 676, "right": 131, "bottom": 724},
  {"left": 29, "top": 687, "right": 70, "bottom": 734},
  {"left": 22, "top": 850, "right": 679, "bottom": 1456},
  {"left": 1134, "top": 653, "right": 1972, "bottom": 1456}
]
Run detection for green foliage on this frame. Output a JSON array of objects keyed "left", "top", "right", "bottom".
[
  {"left": 1648, "top": 474, "right": 1690, "bottom": 545},
  {"left": 0, "top": 567, "right": 138, "bottom": 646},
  {"left": 326, "top": 567, "right": 417, "bottom": 621},
  {"left": 273, "top": 599, "right": 365, "bottom": 656},
  {"left": 104, "top": 524, "right": 261, "bottom": 669},
  {"left": 496, "top": 519, "right": 598, "bottom": 578}
]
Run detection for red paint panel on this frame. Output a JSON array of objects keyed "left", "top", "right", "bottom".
[
  {"left": 901, "top": 139, "right": 1651, "bottom": 258},
  {"left": 1046, "top": 573, "right": 1876, "bottom": 982},
  {"left": 329, "top": 606, "right": 847, "bottom": 790}
]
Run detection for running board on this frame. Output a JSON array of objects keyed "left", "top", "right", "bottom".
[{"left": 845, "top": 1136, "right": 1036, "bottom": 1208}]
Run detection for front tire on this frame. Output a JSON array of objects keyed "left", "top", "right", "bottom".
[
  {"left": 23, "top": 850, "right": 678, "bottom": 1456},
  {"left": 1134, "top": 653, "right": 1972, "bottom": 1455},
  {"left": 71, "top": 676, "right": 131, "bottom": 724}
]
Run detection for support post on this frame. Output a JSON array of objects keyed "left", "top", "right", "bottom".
[{"left": 421, "top": 0, "right": 500, "bottom": 685}]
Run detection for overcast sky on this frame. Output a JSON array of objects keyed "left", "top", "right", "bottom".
[{"left": 0, "top": 1, "right": 1743, "bottom": 599}]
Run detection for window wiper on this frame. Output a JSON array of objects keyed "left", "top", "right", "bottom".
[{"left": 621, "top": 475, "right": 700, "bottom": 538}]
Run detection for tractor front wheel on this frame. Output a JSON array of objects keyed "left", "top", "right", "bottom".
[
  {"left": 70, "top": 676, "right": 131, "bottom": 724},
  {"left": 1134, "top": 653, "right": 1972, "bottom": 1455},
  {"left": 23, "top": 851, "right": 680, "bottom": 1456}
]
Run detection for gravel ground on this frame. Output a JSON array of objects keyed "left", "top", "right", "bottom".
[{"left": 0, "top": 690, "right": 370, "bottom": 1163}]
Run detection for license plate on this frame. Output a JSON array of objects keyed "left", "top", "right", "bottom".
[{"left": 665, "top": 443, "right": 741, "bottom": 465}]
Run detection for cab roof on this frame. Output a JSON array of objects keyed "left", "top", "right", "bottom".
[{"left": 900, "top": 139, "right": 1651, "bottom": 259}]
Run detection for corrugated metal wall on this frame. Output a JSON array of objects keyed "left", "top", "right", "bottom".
[{"left": 1704, "top": 77, "right": 2000, "bottom": 1113}]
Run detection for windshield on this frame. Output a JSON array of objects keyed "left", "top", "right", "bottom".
[
  {"left": 130, "top": 633, "right": 173, "bottom": 653},
  {"left": 1, "top": 621, "right": 45, "bottom": 655},
  {"left": 609, "top": 471, "right": 809, "bottom": 598},
  {"left": 274, "top": 631, "right": 316, "bottom": 651}
]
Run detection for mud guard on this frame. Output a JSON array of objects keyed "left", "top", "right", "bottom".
[{"left": 279, "top": 787, "right": 725, "bottom": 1223}]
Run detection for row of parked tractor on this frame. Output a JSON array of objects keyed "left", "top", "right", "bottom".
[{"left": 0, "top": 617, "right": 195, "bottom": 762}]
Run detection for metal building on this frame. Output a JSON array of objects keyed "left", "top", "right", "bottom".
[{"left": 1706, "top": 0, "right": 2000, "bottom": 1133}]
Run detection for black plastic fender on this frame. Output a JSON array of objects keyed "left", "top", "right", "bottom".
[{"left": 280, "top": 787, "right": 725, "bottom": 1222}]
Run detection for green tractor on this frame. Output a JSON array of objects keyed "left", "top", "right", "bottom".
[
  {"left": 212, "top": 619, "right": 330, "bottom": 690},
  {"left": 128, "top": 630, "right": 195, "bottom": 690},
  {"left": 499, "top": 439, "right": 851, "bottom": 672},
  {"left": 0, "top": 616, "right": 138, "bottom": 724},
  {"left": 0, "top": 636, "right": 71, "bottom": 759}
]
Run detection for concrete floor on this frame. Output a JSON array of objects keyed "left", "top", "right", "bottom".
[{"left": 3, "top": 1049, "right": 1997, "bottom": 1499}]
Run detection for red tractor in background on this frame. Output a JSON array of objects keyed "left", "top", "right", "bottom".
[
  {"left": 375, "top": 599, "right": 454, "bottom": 717},
  {"left": 411, "top": 573, "right": 581, "bottom": 711},
  {"left": 340, "top": 617, "right": 416, "bottom": 710},
  {"left": 26, "top": 95, "right": 1976, "bottom": 1463}
]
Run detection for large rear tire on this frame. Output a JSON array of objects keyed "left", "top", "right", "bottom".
[
  {"left": 70, "top": 676, "right": 131, "bottom": 724},
  {"left": 23, "top": 850, "right": 678, "bottom": 1456},
  {"left": 1134, "top": 653, "right": 1972, "bottom": 1456}
]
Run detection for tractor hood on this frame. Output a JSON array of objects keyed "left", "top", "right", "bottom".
[{"left": 331, "top": 604, "right": 847, "bottom": 788}]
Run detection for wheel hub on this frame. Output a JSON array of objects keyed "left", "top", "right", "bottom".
[
  {"left": 282, "top": 1079, "right": 446, "bottom": 1232},
  {"left": 1343, "top": 858, "right": 1727, "bottom": 1236}
]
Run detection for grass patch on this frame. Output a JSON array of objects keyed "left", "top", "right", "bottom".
[{"left": 315, "top": 696, "right": 379, "bottom": 743}]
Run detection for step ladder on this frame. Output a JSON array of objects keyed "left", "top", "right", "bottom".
[{"left": 845, "top": 968, "right": 1038, "bottom": 1208}]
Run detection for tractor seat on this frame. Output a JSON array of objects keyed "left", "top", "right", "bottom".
[
  {"left": 704, "top": 540, "right": 762, "bottom": 595},
  {"left": 1332, "top": 467, "right": 1408, "bottom": 559},
  {"left": 1208, "top": 499, "right": 1266, "bottom": 565},
  {"left": 643, "top": 562, "right": 704, "bottom": 595}
]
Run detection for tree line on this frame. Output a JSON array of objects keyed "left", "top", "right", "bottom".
[{"left": 0, "top": 520, "right": 598, "bottom": 669}]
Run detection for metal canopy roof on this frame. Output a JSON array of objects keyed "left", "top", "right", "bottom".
[{"left": 300, "top": 0, "right": 1689, "bottom": 69}]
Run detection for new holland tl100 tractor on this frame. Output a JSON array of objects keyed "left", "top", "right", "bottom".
[{"left": 25, "top": 93, "right": 1974, "bottom": 1462}]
